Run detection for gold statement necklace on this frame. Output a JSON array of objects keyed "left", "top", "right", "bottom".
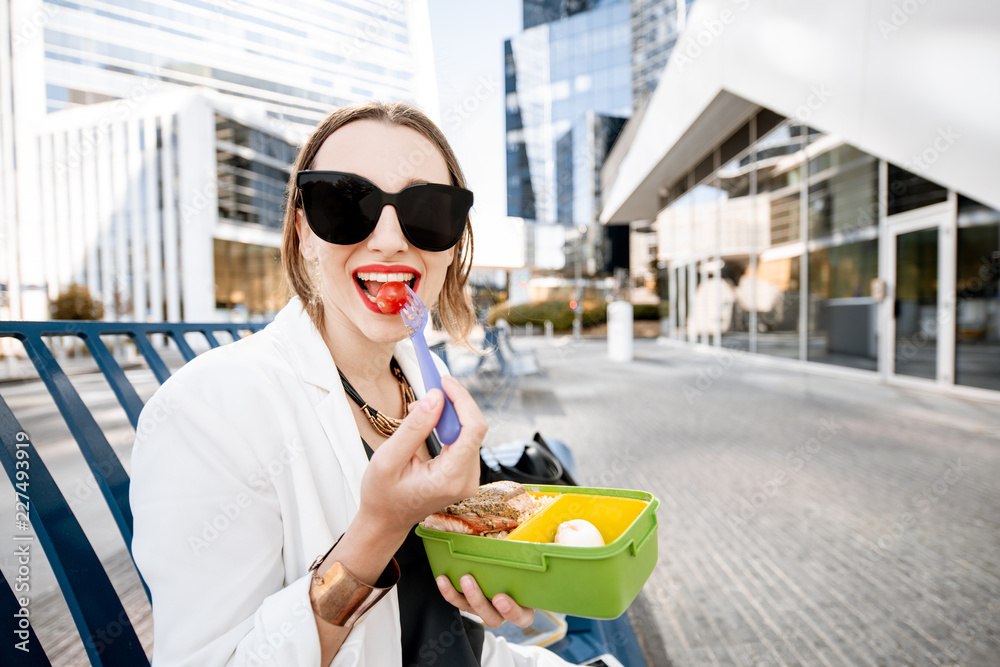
[{"left": 338, "top": 359, "right": 415, "bottom": 438}]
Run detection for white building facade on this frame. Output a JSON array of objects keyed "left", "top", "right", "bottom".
[
  {"left": 1, "top": 0, "right": 437, "bottom": 322},
  {"left": 601, "top": 0, "right": 1000, "bottom": 397}
]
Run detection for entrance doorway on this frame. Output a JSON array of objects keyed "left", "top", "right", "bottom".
[
  {"left": 893, "top": 227, "right": 939, "bottom": 379},
  {"left": 884, "top": 201, "right": 955, "bottom": 385}
]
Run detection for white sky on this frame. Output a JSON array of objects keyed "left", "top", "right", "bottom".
[{"left": 426, "top": 1, "right": 521, "bottom": 222}]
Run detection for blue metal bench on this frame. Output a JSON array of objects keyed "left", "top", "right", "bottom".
[
  {"left": 476, "top": 325, "right": 542, "bottom": 408},
  {"left": 435, "top": 326, "right": 542, "bottom": 409},
  {"left": 0, "top": 320, "right": 647, "bottom": 666}
]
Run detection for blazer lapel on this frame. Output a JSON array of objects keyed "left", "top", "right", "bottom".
[
  {"left": 272, "top": 299, "right": 368, "bottom": 509},
  {"left": 269, "top": 301, "right": 449, "bottom": 509}
]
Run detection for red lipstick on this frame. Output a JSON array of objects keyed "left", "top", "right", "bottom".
[{"left": 352, "top": 264, "right": 421, "bottom": 315}]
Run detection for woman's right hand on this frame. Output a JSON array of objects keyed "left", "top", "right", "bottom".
[
  {"left": 357, "top": 374, "right": 486, "bottom": 539},
  {"left": 313, "top": 376, "right": 485, "bottom": 661}
]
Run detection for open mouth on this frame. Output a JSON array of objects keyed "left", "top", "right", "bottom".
[{"left": 354, "top": 270, "right": 417, "bottom": 303}]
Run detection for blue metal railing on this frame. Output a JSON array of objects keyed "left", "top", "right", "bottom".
[
  {"left": 0, "top": 320, "right": 265, "bottom": 666},
  {"left": 0, "top": 319, "right": 648, "bottom": 666}
]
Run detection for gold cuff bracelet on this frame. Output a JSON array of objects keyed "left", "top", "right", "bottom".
[{"left": 308, "top": 537, "right": 400, "bottom": 627}]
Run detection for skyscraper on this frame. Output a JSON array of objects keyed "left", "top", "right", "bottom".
[
  {"left": 38, "top": 0, "right": 436, "bottom": 127},
  {"left": 631, "top": 0, "right": 687, "bottom": 110},
  {"left": 505, "top": 0, "right": 632, "bottom": 227},
  {"left": 0, "top": 0, "right": 437, "bottom": 322},
  {"left": 505, "top": 0, "right": 685, "bottom": 275},
  {"left": 523, "top": 0, "right": 598, "bottom": 30}
]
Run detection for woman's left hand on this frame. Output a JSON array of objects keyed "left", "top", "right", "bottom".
[{"left": 435, "top": 574, "right": 535, "bottom": 628}]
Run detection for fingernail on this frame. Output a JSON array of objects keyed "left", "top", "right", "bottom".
[
  {"left": 460, "top": 574, "right": 473, "bottom": 591},
  {"left": 436, "top": 576, "right": 448, "bottom": 590},
  {"left": 422, "top": 391, "right": 442, "bottom": 412},
  {"left": 494, "top": 596, "right": 511, "bottom": 613}
]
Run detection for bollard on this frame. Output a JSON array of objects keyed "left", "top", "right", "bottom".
[
  {"left": 545, "top": 320, "right": 553, "bottom": 340},
  {"left": 608, "top": 301, "right": 634, "bottom": 362},
  {"left": 525, "top": 322, "right": 533, "bottom": 337},
  {"left": 572, "top": 316, "right": 582, "bottom": 341}
]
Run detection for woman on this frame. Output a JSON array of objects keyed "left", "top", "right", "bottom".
[{"left": 130, "top": 102, "right": 574, "bottom": 666}]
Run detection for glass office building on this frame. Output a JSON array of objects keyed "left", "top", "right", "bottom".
[
  {"left": 631, "top": 0, "right": 687, "bottom": 110},
  {"left": 556, "top": 111, "right": 628, "bottom": 274},
  {"left": 1, "top": 0, "right": 434, "bottom": 322},
  {"left": 506, "top": 0, "right": 685, "bottom": 279},
  {"left": 523, "top": 0, "right": 598, "bottom": 30},
  {"left": 505, "top": 0, "right": 633, "bottom": 225},
  {"left": 40, "top": 0, "right": 424, "bottom": 129},
  {"left": 600, "top": 0, "right": 998, "bottom": 398},
  {"left": 655, "top": 108, "right": 1000, "bottom": 393}
]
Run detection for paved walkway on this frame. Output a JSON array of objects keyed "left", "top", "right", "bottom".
[
  {"left": 7, "top": 333, "right": 1000, "bottom": 665},
  {"left": 455, "top": 336, "right": 1000, "bottom": 667}
]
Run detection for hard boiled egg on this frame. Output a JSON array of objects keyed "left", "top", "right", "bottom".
[{"left": 554, "top": 519, "right": 605, "bottom": 547}]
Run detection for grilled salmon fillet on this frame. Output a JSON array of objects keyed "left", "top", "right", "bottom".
[{"left": 420, "top": 481, "right": 540, "bottom": 538}]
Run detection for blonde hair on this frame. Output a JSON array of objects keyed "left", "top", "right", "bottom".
[{"left": 281, "top": 101, "right": 476, "bottom": 344}]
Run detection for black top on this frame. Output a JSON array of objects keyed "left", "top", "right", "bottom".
[{"left": 362, "top": 439, "right": 485, "bottom": 666}]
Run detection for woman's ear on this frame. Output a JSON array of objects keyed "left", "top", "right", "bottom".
[{"left": 296, "top": 208, "right": 319, "bottom": 262}]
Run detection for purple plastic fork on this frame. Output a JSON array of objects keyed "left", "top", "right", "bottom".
[{"left": 400, "top": 285, "right": 461, "bottom": 445}]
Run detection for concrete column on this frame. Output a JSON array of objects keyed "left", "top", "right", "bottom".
[
  {"left": 160, "top": 114, "right": 181, "bottom": 322},
  {"left": 688, "top": 262, "right": 698, "bottom": 344},
  {"left": 52, "top": 131, "right": 74, "bottom": 290},
  {"left": 81, "top": 127, "right": 102, "bottom": 301},
  {"left": 127, "top": 118, "right": 147, "bottom": 321},
  {"left": 937, "top": 193, "right": 958, "bottom": 385},
  {"left": 0, "top": 0, "right": 15, "bottom": 321},
  {"left": 39, "top": 132, "right": 60, "bottom": 303},
  {"left": 143, "top": 116, "right": 164, "bottom": 322},
  {"left": 668, "top": 263, "right": 678, "bottom": 338},
  {"left": 96, "top": 121, "right": 116, "bottom": 320},
  {"left": 111, "top": 121, "right": 130, "bottom": 319},
  {"left": 9, "top": 0, "right": 48, "bottom": 320},
  {"left": 65, "top": 128, "right": 87, "bottom": 285},
  {"left": 678, "top": 264, "right": 687, "bottom": 341},
  {"left": 175, "top": 96, "right": 217, "bottom": 321}
]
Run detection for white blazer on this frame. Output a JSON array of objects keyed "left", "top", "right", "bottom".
[{"left": 130, "top": 297, "right": 573, "bottom": 667}]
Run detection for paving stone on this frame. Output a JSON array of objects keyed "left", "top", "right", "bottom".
[{"left": 463, "top": 337, "right": 1000, "bottom": 667}]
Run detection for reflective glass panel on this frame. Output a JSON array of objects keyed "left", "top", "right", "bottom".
[
  {"left": 807, "top": 240, "right": 879, "bottom": 370},
  {"left": 769, "top": 193, "right": 801, "bottom": 245},
  {"left": 213, "top": 239, "right": 284, "bottom": 319},
  {"left": 717, "top": 157, "right": 756, "bottom": 352},
  {"left": 894, "top": 228, "right": 939, "bottom": 378},
  {"left": 955, "top": 202, "right": 1000, "bottom": 390},
  {"left": 807, "top": 151, "right": 877, "bottom": 239},
  {"left": 887, "top": 164, "right": 948, "bottom": 216},
  {"left": 754, "top": 255, "right": 801, "bottom": 360}
]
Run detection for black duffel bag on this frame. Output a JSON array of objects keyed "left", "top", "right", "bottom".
[{"left": 479, "top": 432, "right": 578, "bottom": 487}]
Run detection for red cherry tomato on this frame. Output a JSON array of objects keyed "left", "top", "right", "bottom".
[{"left": 375, "top": 281, "right": 408, "bottom": 314}]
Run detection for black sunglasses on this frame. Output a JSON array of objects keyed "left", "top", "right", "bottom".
[{"left": 296, "top": 171, "right": 473, "bottom": 252}]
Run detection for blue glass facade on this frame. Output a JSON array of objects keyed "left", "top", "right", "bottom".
[
  {"left": 505, "top": 0, "right": 632, "bottom": 225},
  {"left": 523, "top": 0, "right": 619, "bottom": 30},
  {"left": 632, "top": 0, "right": 685, "bottom": 108},
  {"left": 505, "top": 39, "right": 536, "bottom": 221}
]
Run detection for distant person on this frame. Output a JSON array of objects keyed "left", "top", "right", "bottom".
[{"left": 130, "top": 102, "right": 573, "bottom": 666}]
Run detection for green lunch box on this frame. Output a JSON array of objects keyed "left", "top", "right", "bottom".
[{"left": 415, "top": 485, "right": 660, "bottom": 619}]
